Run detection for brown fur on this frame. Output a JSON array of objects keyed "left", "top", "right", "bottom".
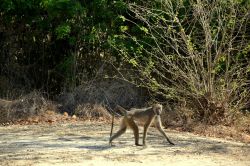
[{"left": 109, "top": 104, "right": 174, "bottom": 146}]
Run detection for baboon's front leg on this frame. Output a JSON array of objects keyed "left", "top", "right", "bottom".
[
  {"left": 155, "top": 116, "right": 175, "bottom": 145},
  {"left": 143, "top": 117, "right": 154, "bottom": 146}
]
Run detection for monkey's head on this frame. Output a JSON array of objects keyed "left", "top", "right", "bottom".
[{"left": 153, "top": 104, "right": 163, "bottom": 115}]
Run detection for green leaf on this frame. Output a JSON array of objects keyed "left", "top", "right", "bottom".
[
  {"left": 55, "top": 24, "right": 71, "bottom": 39},
  {"left": 120, "top": 26, "right": 128, "bottom": 32},
  {"left": 140, "top": 26, "right": 149, "bottom": 34},
  {"left": 118, "top": 15, "right": 126, "bottom": 22},
  {"left": 129, "top": 58, "right": 138, "bottom": 67}
]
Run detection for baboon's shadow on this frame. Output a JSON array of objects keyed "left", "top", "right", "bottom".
[{"left": 77, "top": 145, "right": 112, "bottom": 151}]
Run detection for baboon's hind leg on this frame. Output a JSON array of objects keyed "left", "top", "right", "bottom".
[
  {"left": 109, "top": 119, "right": 127, "bottom": 145},
  {"left": 127, "top": 118, "right": 142, "bottom": 146}
]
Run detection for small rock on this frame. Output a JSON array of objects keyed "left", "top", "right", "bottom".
[
  {"left": 47, "top": 118, "right": 56, "bottom": 123},
  {"left": 63, "top": 112, "right": 68, "bottom": 117},
  {"left": 33, "top": 117, "right": 39, "bottom": 123},
  {"left": 72, "top": 115, "right": 77, "bottom": 119}
]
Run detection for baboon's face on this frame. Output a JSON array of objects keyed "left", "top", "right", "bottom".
[{"left": 153, "top": 104, "right": 163, "bottom": 115}]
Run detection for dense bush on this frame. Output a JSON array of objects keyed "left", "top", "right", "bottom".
[
  {"left": 110, "top": 0, "right": 250, "bottom": 124},
  {"left": 0, "top": 0, "right": 249, "bottom": 124},
  {"left": 0, "top": 0, "right": 128, "bottom": 96}
]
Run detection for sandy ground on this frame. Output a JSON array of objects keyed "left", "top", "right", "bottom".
[{"left": 0, "top": 121, "right": 249, "bottom": 166}]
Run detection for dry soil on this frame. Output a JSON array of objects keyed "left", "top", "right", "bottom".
[{"left": 0, "top": 121, "right": 249, "bottom": 166}]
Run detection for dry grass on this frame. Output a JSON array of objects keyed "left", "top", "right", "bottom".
[
  {"left": 0, "top": 91, "right": 57, "bottom": 124},
  {"left": 162, "top": 106, "right": 250, "bottom": 143},
  {"left": 0, "top": 90, "right": 249, "bottom": 144},
  {"left": 74, "top": 103, "right": 111, "bottom": 121},
  {"left": 191, "top": 123, "right": 250, "bottom": 143},
  {"left": 158, "top": 103, "right": 250, "bottom": 143},
  {"left": 56, "top": 79, "right": 148, "bottom": 115}
]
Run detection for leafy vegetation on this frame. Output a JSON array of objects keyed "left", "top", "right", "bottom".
[
  {"left": 0, "top": 0, "right": 249, "bottom": 125},
  {"left": 112, "top": 0, "right": 250, "bottom": 124}
]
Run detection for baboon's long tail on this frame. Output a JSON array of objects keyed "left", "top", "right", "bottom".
[
  {"left": 115, "top": 105, "right": 128, "bottom": 115},
  {"left": 110, "top": 114, "right": 114, "bottom": 138},
  {"left": 109, "top": 105, "right": 127, "bottom": 145}
]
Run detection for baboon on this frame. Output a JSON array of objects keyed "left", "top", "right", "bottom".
[{"left": 109, "top": 104, "right": 174, "bottom": 146}]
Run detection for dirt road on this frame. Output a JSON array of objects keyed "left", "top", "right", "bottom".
[{"left": 0, "top": 121, "right": 249, "bottom": 166}]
